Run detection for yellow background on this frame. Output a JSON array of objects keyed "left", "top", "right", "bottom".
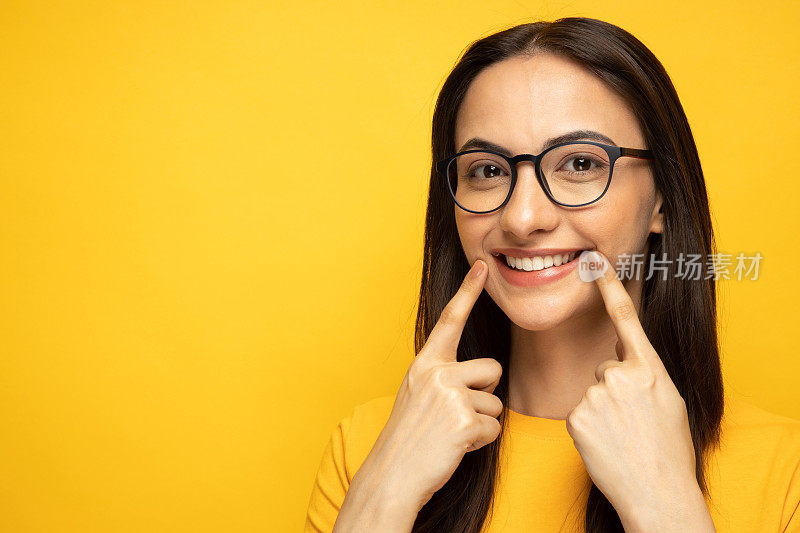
[{"left": 1, "top": 1, "right": 798, "bottom": 531}]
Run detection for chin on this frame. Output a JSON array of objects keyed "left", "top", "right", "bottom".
[
  {"left": 506, "top": 310, "right": 573, "bottom": 331},
  {"left": 488, "top": 285, "right": 594, "bottom": 331}
]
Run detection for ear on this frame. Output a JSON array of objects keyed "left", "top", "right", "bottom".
[{"left": 648, "top": 190, "right": 664, "bottom": 234}]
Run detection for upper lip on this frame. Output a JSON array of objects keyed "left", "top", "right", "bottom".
[{"left": 491, "top": 247, "right": 590, "bottom": 258}]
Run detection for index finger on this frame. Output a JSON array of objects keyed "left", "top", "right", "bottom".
[
  {"left": 581, "top": 251, "right": 651, "bottom": 359},
  {"left": 421, "top": 259, "right": 488, "bottom": 362}
]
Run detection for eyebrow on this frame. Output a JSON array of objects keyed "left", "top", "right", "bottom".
[{"left": 457, "top": 130, "right": 618, "bottom": 155}]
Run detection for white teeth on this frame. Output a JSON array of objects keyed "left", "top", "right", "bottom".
[
  {"left": 504, "top": 251, "right": 582, "bottom": 272},
  {"left": 522, "top": 257, "right": 533, "bottom": 270}
]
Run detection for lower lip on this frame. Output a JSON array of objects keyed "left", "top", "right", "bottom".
[{"left": 492, "top": 252, "right": 583, "bottom": 287}]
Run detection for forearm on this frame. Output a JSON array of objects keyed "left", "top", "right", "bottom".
[
  {"left": 332, "top": 471, "right": 420, "bottom": 533},
  {"left": 618, "top": 482, "right": 716, "bottom": 533}
]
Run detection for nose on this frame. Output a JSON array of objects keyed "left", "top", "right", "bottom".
[{"left": 498, "top": 160, "right": 560, "bottom": 237}]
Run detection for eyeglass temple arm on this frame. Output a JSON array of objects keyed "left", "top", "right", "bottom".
[{"left": 620, "top": 147, "right": 655, "bottom": 160}]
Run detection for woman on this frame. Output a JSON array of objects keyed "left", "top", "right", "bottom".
[{"left": 305, "top": 17, "right": 800, "bottom": 532}]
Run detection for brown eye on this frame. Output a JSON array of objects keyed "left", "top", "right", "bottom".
[
  {"left": 468, "top": 164, "right": 506, "bottom": 179},
  {"left": 569, "top": 157, "right": 592, "bottom": 172}
]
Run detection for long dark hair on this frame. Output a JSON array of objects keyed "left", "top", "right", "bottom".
[{"left": 412, "top": 17, "right": 724, "bottom": 532}]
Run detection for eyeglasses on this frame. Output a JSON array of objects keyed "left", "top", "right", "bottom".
[{"left": 435, "top": 141, "right": 655, "bottom": 213}]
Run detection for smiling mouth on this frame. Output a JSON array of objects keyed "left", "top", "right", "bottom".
[{"left": 494, "top": 250, "right": 590, "bottom": 272}]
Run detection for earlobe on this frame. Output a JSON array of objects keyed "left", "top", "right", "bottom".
[{"left": 649, "top": 192, "right": 664, "bottom": 234}]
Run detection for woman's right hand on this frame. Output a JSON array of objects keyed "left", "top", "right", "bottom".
[{"left": 348, "top": 259, "right": 504, "bottom": 516}]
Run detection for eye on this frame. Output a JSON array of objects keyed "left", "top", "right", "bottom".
[
  {"left": 563, "top": 155, "right": 600, "bottom": 172},
  {"left": 467, "top": 163, "right": 508, "bottom": 179}
]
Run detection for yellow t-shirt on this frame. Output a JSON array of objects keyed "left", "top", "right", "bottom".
[{"left": 304, "top": 392, "right": 800, "bottom": 532}]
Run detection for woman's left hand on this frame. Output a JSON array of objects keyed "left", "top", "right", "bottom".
[{"left": 566, "top": 251, "right": 714, "bottom": 532}]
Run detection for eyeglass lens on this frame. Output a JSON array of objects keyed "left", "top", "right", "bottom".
[{"left": 446, "top": 143, "right": 612, "bottom": 211}]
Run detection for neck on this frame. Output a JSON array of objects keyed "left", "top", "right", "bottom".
[{"left": 507, "top": 275, "right": 644, "bottom": 419}]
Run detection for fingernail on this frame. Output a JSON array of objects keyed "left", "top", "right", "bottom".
[
  {"left": 577, "top": 250, "right": 608, "bottom": 282},
  {"left": 472, "top": 260, "right": 485, "bottom": 277},
  {"left": 586, "top": 250, "right": 604, "bottom": 266}
]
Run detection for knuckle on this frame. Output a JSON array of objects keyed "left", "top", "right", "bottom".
[
  {"left": 489, "top": 359, "right": 504, "bottom": 380},
  {"left": 488, "top": 416, "right": 501, "bottom": 439},
  {"left": 429, "top": 365, "right": 449, "bottom": 387},
  {"left": 406, "top": 362, "right": 424, "bottom": 391},
  {"left": 678, "top": 396, "right": 688, "bottom": 415},
  {"left": 492, "top": 396, "right": 504, "bottom": 417},
  {"left": 439, "top": 304, "right": 460, "bottom": 326},
  {"left": 585, "top": 385, "right": 602, "bottom": 402},
  {"left": 638, "top": 369, "right": 657, "bottom": 388},
  {"left": 455, "top": 410, "right": 478, "bottom": 434},
  {"left": 405, "top": 368, "right": 418, "bottom": 392},
  {"left": 610, "top": 301, "right": 636, "bottom": 321},
  {"left": 481, "top": 359, "right": 503, "bottom": 386},
  {"left": 671, "top": 394, "right": 688, "bottom": 417},
  {"left": 445, "top": 386, "right": 466, "bottom": 406},
  {"left": 602, "top": 365, "right": 622, "bottom": 382},
  {"left": 460, "top": 274, "right": 477, "bottom": 294},
  {"left": 566, "top": 408, "right": 582, "bottom": 432}
]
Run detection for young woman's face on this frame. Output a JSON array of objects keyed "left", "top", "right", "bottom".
[{"left": 454, "top": 53, "right": 663, "bottom": 330}]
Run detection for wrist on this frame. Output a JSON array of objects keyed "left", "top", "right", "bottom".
[
  {"left": 617, "top": 481, "right": 715, "bottom": 533},
  {"left": 334, "top": 470, "right": 421, "bottom": 532}
]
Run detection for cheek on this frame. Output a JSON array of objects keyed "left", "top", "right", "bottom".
[
  {"left": 573, "top": 196, "right": 654, "bottom": 255},
  {"left": 454, "top": 211, "right": 491, "bottom": 260}
]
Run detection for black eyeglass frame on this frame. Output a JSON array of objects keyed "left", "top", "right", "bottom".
[{"left": 435, "top": 141, "right": 655, "bottom": 213}]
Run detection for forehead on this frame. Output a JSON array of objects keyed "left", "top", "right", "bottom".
[{"left": 454, "top": 53, "right": 644, "bottom": 152}]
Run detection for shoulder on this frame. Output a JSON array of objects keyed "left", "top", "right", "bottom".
[
  {"left": 303, "top": 394, "right": 396, "bottom": 531},
  {"left": 718, "top": 393, "right": 800, "bottom": 474},
  {"left": 709, "top": 393, "right": 800, "bottom": 529},
  {"left": 720, "top": 392, "right": 800, "bottom": 446},
  {"left": 718, "top": 392, "right": 800, "bottom": 464},
  {"left": 350, "top": 394, "right": 396, "bottom": 426},
  {"left": 340, "top": 394, "right": 396, "bottom": 483}
]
